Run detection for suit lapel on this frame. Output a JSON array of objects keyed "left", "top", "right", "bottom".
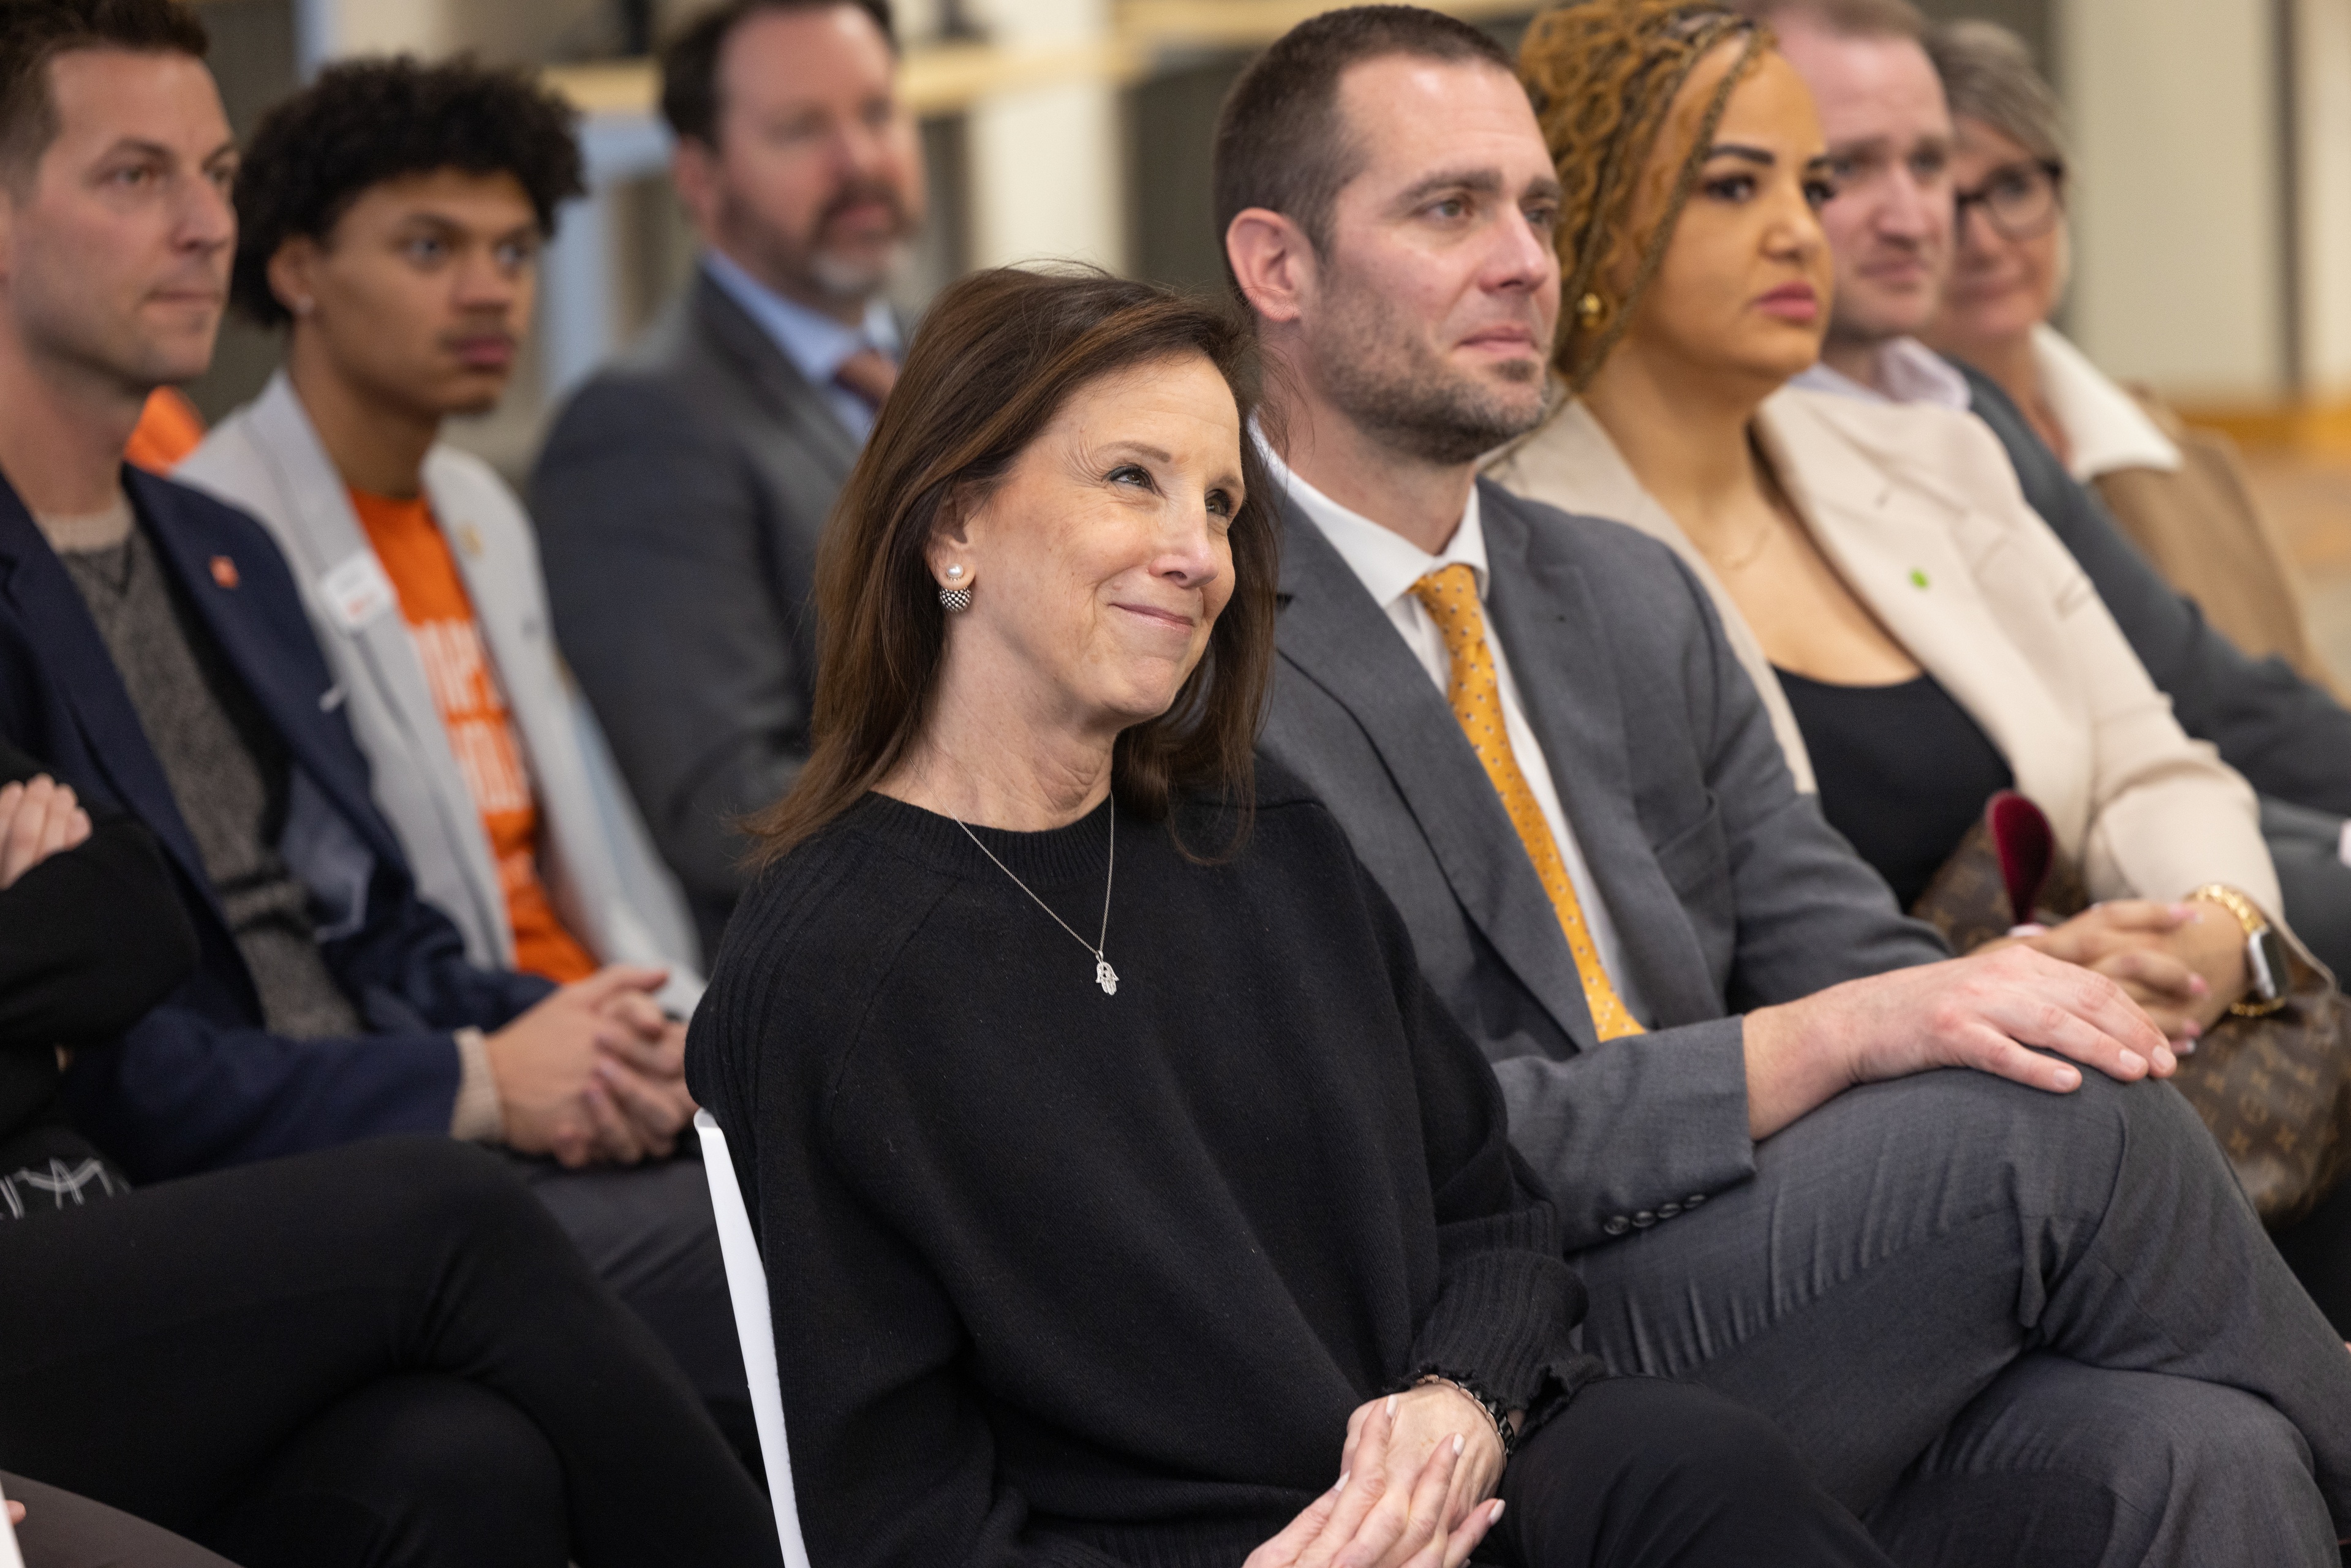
[
  {"left": 1492, "top": 400, "right": 1821, "bottom": 793},
  {"left": 1276, "top": 499, "right": 1600, "bottom": 1049},
  {"left": 1755, "top": 398, "right": 2087, "bottom": 821},
  {"left": 690, "top": 269, "right": 862, "bottom": 483},
  {"left": 129, "top": 469, "right": 402, "bottom": 870},
  {"left": 429, "top": 451, "right": 615, "bottom": 910},
  {"left": 1479, "top": 486, "right": 1721, "bottom": 1022},
  {"left": 0, "top": 476, "right": 220, "bottom": 919},
  {"left": 243, "top": 378, "right": 467, "bottom": 806}
]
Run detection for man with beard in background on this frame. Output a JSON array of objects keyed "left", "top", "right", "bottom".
[{"left": 534, "top": 0, "right": 924, "bottom": 957}]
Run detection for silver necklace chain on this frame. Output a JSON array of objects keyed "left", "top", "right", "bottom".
[{"left": 953, "top": 806, "right": 1119, "bottom": 995}]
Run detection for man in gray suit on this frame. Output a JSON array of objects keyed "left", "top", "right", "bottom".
[
  {"left": 534, "top": 0, "right": 922, "bottom": 956},
  {"left": 1223, "top": 10, "right": 2351, "bottom": 1562}
]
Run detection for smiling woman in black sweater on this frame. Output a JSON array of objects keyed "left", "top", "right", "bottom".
[{"left": 689, "top": 267, "right": 1892, "bottom": 1568}]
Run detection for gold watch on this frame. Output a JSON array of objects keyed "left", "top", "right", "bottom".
[{"left": 2187, "top": 884, "right": 2289, "bottom": 1017}]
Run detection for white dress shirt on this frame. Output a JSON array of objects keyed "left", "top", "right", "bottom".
[
  {"left": 1792, "top": 336, "right": 1971, "bottom": 412},
  {"left": 1259, "top": 436, "right": 1651, "bottom": 1024}
]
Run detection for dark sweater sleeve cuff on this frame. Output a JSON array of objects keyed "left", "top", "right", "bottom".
[{"left": 1408, "top": 1204, "right": 1606, "bottom": 1422}]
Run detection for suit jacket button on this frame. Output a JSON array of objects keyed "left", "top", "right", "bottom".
[
  {"left": 1602, "top": 1216, "right": 1631, "bottom": 1237},
  {"left": 1657, "top": 1202, "right": 1681, "bottom": 1219},
  {"left": 1686, "top": 1193, "right": 1707, "bottom": 1207},
  {"left": 1632, "top": 1211, "right": 1656, "bottom": 1229}
]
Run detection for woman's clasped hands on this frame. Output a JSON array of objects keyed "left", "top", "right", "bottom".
[
  {"left": 2010, "top": 899, "right": 2251, "bottom": 1044},
  {"left": 1247, "top": 1387, "right": 1509, "bottom": 1568}
]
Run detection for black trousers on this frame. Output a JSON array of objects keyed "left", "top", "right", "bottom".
[
  {"left": 1492, "top": 1379, "right": 1893, "bottom": 1568},
  {"left": 0, "top": 1136, "right": 783, "bottom": 1568}
]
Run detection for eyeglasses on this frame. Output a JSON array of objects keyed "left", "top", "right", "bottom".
[{"left": 1954, "top": 158, "right": 2066, "bottom": 243}]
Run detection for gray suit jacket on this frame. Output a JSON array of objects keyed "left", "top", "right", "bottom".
[
  {"left": 532, "top": 266, "right": 861, "bottom": 957},
  {"left": 1259, "top": 481, "right": 1949, "bottom": 1248}
]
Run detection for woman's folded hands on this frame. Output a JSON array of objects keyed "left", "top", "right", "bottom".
[
  {"left": 1247, "top": 1389, "right": 1509, "bottom": 1568},
  {"left": 2009, "top": 900, "right": 2249, "bottom": 1042}
]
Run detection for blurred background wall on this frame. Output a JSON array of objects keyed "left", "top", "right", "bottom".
[{"left": 185, "top": 0, "right": 2351, "bottom": 633}]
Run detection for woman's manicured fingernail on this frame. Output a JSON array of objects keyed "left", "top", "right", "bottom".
[
  {"left": 1452, "top": 1434, "right": 1465, "bottom": 1455},
  {"left": 2154, "top": 1046, "right": 2176, "bottom": 1073},
  {"left": 1491, "top": 1501, "right": 1507, "bottom": 1523},
  {"left": 1385, "top": 1395, "right": 1397, "bottom": 1416},
  {"left": 2177, "top": 1038, "right": 2197, "bottom": 1056},
  {"left": 1335, "top": 1471, "right": 1349, "bottom": 1493}
]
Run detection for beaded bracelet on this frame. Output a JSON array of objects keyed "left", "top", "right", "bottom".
[{"left": 1411, "top": 1374, "right": 1517, "bottom": 1460}]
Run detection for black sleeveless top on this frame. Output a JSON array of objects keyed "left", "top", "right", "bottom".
[{"left": 1775, "top": 667, "right": 2015, "bottom": 910}]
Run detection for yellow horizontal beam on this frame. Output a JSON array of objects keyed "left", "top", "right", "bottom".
[
  {"left": 1119, "top": 0, "right": 1533, "bottom": 49},
  {"left": 546, "top": 36, "right": 1151, "bottom": 124},
  {"left": 2173, "top": 401, "right": 2351, "bottom": 455},
  {"left": 545, "top": 4, "right": 1531, "bottom": 123},
  {"left": 900, "top": 37, "right": 1149, "bottom": 116},
  {"left": 541, "top": 61, "right": 659, "bottom": 118}
]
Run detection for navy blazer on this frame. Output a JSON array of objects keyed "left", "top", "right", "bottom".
[{"left": 0, "top": 466, "right": 551, "bottom": 1180}]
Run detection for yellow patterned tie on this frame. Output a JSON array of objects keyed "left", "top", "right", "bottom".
[{"left": 1411, "top": 564, "right": 1645, "bottom": 1040}]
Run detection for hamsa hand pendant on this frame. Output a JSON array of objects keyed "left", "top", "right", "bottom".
[{"left": 1095, "top": 957, "right": 1119, "bottom": 995}]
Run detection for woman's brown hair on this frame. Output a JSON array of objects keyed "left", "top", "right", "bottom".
[
  {"left": 1519, "top": 1, "right": 1769, "bottom": 391},
  {"left": 747, "top": 265, "right": 1278, "bottom": 864}
]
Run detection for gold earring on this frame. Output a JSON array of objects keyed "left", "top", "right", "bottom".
[{"left": 1576, "top": 292, "right": 1612, "bottom": 330}]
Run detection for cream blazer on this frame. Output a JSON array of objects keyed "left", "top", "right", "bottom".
[{"left": 1485, "top": 388, "right": 2279, "bottom": 912}]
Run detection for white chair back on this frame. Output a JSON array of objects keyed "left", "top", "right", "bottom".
[{"left": 696, "top": 1108, "right": 815, "bottom": 1567}]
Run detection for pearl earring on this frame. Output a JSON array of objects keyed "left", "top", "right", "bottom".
[{"left": 940, "top": 564, "right": 972, "bottom": 612}]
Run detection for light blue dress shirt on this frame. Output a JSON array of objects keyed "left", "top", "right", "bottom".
[{"left": 700, "top": 249, "right": 901, "bottom": 444}]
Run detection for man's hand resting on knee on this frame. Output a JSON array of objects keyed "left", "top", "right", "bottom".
[
  {"left": 1742, "top": 946, "right": 2175, "bottom": 1140},
  {"left": 485, "top": 965, "right": 697, "bottom": 1168}
]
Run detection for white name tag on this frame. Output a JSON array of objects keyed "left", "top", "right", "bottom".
[{"left": 321, "top": 550, "right": 397, "bottom": 633}]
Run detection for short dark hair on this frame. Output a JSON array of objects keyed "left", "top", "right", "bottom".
[
  {"left": 0, "top": 0, "right": 208, "bottom": 181},
  {"left": 1212, "top": 5, "right": 1514, "bottom": 269},
  {"left": 230, "top": 56, "right": 584, "bottom": 329},
  {"left": 749, "top": 266, "right": 1277, "bottom": 864},
  {"left": 660, "top": 0, "right": 896, "bottom": 149}
]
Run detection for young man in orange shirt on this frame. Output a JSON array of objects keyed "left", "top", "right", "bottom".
[
  {"left": 181, "top": 58, "right": 703, "bottom": 1007},
  {"left": 176, "top": 59, "right": 747, "bottom": 1441}
]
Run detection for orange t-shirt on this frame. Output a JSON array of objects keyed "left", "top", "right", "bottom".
[
  {"left": 348, "top": 488, "right": 597, "bottom": 984},
  {"left": 126, "top": 388, "right": 206, "bottom": 473}
]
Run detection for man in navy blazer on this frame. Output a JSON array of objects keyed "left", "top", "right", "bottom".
[
  {"left": 0, "top": 466, "right": 555, "bottom": 1174},
  {"left": 0, "top": 0, "right": 750, "bottom": 1437}
]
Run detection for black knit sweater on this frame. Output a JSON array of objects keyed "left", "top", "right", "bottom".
[{"left": 687, "top": 775, "right": 1601, "bottom": 1568}]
